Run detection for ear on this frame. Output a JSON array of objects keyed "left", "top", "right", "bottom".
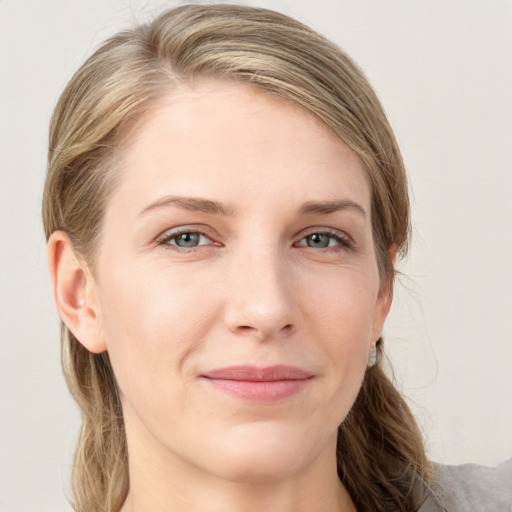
[
  {"left": 371, "top": 245, "right": 397, "bottom": 343},
  {"left": 47, "top": 230, "right": 107, "bottom": 353}
]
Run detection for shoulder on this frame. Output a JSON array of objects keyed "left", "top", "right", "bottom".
[{"left": 422, "top": 458, "right": 512, "bottom": 511}]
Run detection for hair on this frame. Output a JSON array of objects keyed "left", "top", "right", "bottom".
[{"left": 43, "top": 4, "right": 430, "bottom": 512}]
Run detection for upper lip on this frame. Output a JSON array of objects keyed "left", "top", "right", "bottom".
[{"left": 201, "top": 365, "right": 313, "bottom": 381}]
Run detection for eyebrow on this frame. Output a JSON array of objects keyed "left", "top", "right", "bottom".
[
  {"left": 139, "top": 195, "right": 366, "bottom": 219},
  {"left": 299, "top": 199, "right": 367, "bottom": 218},
  {"left": 139, "top": 195, "right": 234, "bottom": 217}
]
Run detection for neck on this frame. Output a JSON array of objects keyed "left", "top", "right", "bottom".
[
  {"left": 120, "top": 417, "right": 356, "bottom": 512},
  {"left": 122, "top": 473, "right": 355, "bottom": 512}
]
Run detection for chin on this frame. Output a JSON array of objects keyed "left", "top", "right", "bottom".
[{"left": 204, "top": 421, "right": 333, "bottom": 484}]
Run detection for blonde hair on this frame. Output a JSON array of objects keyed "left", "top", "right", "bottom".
[{"left": 43, "top": 4, "right": 429, "bottom": 511}]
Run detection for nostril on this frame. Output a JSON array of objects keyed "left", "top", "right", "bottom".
[{"left": 234, "top": 323, "right": 294, "bottom": 339}]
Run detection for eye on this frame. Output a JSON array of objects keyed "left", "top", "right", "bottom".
[
  {"left": 157, "top": 229, "right": 214, "bottom": 250},
  {"left": 296, "top": 230, "right": 351, "bottom": 250}
]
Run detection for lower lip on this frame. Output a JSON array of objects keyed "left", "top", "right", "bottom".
[{"left": 202, "top": 378, "right": 310, "bottom": 401}]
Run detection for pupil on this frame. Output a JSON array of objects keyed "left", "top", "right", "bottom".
[
  {"left": 308, "top": 233, "right": 329, "bottom": 248},
  {"left": 176, "top": 232, "right": 200, "bottom": 247}
]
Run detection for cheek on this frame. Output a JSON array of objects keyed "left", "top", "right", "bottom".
[
  {"left": 302, "top": 265, "right": 378, "bottom": 345},
  {"left": 301, "top": 268, "right": 378, "bottom": 407},
  {"left": 96, "top": 262, "right": 222, "bottom": 405}
]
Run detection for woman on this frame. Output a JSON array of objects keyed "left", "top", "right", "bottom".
[{"left": 42, "top": 4, "right": 511, "bottom": 512}]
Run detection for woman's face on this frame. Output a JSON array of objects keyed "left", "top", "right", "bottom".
[{"left": 89, "top": 81, "right": 391, "bottom": 483}]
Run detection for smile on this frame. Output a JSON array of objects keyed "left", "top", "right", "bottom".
[{"left": 200, "top": 365, "right": 314, "bottom": 401}]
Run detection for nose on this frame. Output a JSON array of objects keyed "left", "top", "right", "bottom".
[{"left": 223, "top": 244, "right": 299, "bottom": 341}]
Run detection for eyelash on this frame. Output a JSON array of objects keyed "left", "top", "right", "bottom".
[
  {"left": 156, "top": 228, "right": 217, "bottom": 251},
  {"left": 294, "top": 229, "right": 353, "bottom": 251},
  {"left": 156, "top": 227, "right": 353, "bottom": 252}
]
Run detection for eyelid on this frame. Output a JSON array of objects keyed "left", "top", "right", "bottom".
[
  {"left": 153, "top": 224, "right": 354, "bottom": 251},
  {"left": 294, "top": 227, "right": 354, "bottom": 248},
  {"left": 155, "top": 225, "right": 220, "bottom": 249}
]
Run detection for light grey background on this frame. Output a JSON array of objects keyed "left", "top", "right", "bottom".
[{"left": 1, "top": 1, "right": 511, "bottom": 510}]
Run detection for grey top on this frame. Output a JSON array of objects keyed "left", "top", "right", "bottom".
[{"left": 418, "top": 458, "right": 512, "bottom": 511}]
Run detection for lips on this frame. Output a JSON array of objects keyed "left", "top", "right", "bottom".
[{"left": 200, "top": 365, "right": 313, "bottom": 401}]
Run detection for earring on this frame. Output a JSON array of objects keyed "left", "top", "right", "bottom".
[{"left": 367, "top": 342, "right": 378, "bottom": 368}]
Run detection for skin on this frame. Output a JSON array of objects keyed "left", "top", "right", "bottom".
[{"left": 49, "top": 81, "right": 393, "bottom": 512}]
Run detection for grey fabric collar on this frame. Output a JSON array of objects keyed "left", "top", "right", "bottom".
[
  {"left": 416, "top": 476, "right": 446, "bottom": 512},
  {"left": 416, "top": 458, "right": 512, "bottom": 512}
]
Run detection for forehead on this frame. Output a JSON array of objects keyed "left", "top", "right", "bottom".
[{"left": 113, "top": 81, "right": 370, "bottom": 215}]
